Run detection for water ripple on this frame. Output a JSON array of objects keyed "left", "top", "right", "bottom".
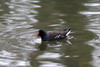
[
  {"left": 0, "top": 0, "right": 40, "bottom": 67},
  {"left": 84, "top": 3, "right": 100, "bottom": 6},
  {"left": 37, "top": 52, "right": 61, "bottom": 60},
  {"left": 39, "top": 61, "right": 65, "bottom": 67},
  {"left": 83, "top": 2, "right": 100, "bottom": 67}
]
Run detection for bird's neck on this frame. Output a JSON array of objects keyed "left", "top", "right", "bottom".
[{"left": 40, "top": 32, "right": 47, "bottom": 41}]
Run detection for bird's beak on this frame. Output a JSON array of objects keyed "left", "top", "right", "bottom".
[{"left": 37, "top": 32, "right": 40, "bottom": 37}]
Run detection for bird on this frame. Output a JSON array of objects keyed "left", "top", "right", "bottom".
[{"left": 37, "top": 28, "right": 71, "bottom": 41}]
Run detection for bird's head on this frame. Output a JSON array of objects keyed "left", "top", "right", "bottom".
[{"left": 37, "top": 30, "right": 46, "bottom": 37}]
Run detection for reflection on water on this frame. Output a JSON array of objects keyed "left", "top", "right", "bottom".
[
  {"left": 37, "top": 39, "right": 72, "bottom": 51},
  {"left": 30, "top": 40, "right": 72, "bottom": 67},
  {"left": 81, "top": 2, "right": 100, "bottom": 67},
  {"left": 0, "top": 0, "right": 99, "bottom": 67},
  {"left": 0, "top": 0, "right": 40, "bottom": 67},
  {"left": 37, "top": 52, "right": 64, "bottom": 67}
]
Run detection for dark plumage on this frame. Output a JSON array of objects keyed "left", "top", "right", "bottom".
[{"left": 37, "top": 28, "right": 71, "bottom": 41}]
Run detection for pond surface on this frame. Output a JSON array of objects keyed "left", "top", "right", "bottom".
[{"left": 0, "top": 0, "right": 100, "bottom": 67}]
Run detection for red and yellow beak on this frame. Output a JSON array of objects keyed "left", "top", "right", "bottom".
[{"left": 37, "top": 32, "right": 40, "bottom": 37}]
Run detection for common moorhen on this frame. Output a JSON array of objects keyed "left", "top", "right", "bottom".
[{"left": 37, "top": 28, "right": 71, "bottom": 41}]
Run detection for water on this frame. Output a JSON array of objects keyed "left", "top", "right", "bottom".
[
  {"left": 0, "top": 0, "right": 100, "bottom": 67},
  {"left": 81, "top": 1, "right": 100, "bottom": 67}
]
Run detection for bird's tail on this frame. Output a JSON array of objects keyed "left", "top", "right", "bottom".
[{"left": 64, "top": 28, "right": 71, "bottom": 36}]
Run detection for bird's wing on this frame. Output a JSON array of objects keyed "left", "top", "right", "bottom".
[{"left": 47, "top": 31, "right": 66, "bottom": 37}]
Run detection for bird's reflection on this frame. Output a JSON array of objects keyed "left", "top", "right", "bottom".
[
  {"left": 37, "top": 39, "right": 72, "bottom": 51},
  {"left": 38, "top": 42, "right": 48, "bottom": 51}
]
